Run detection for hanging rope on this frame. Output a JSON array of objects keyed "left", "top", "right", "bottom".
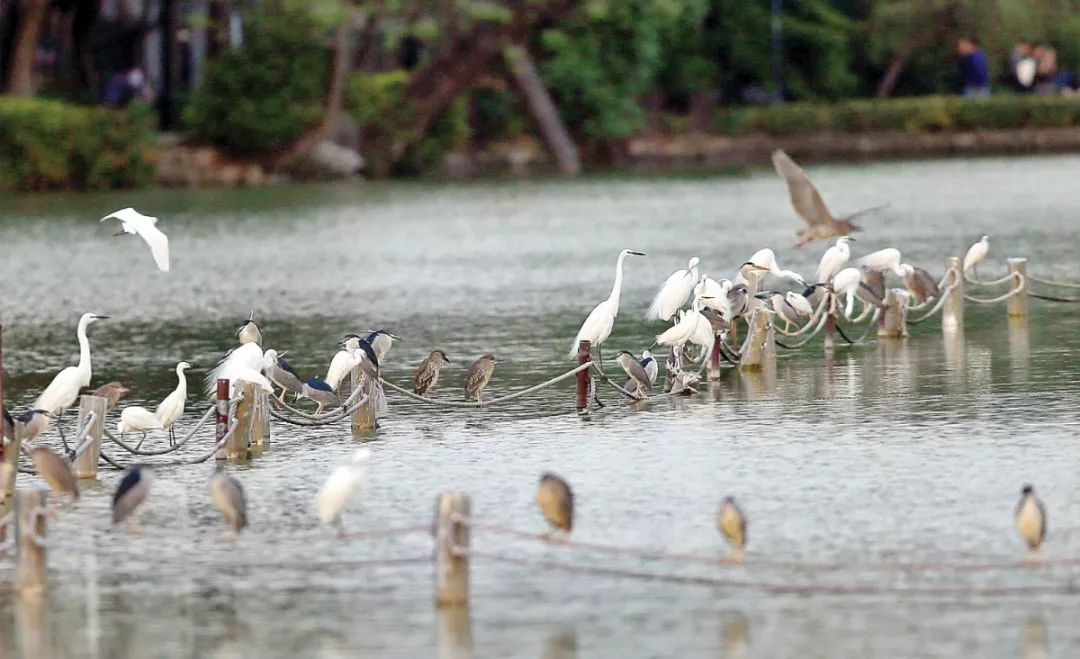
[
  {"left": 775, "top": 309, "right": 829, "bottom": 349},
  {"left": 104, "top": 406, "right": 217, "bottom": 456},
  {"left": 966, "top": 271, "right": 1016, "bottom": 286},
  {"left": 381, "top": 362, "right": 593, "bottom": 408},
  {"left": 964, "top": 272, "right": 1025, "bottom": 304},
  {"left": 1026, "top": 273, "right": 1080, "bottom": 289},
  {"left": 774, "top": 296, "right": 830, "bottom": 337},
  {"left": 1030, "top": 292, "right": 1080, "bottom": 303},
  {"left": 268, "top": 392, "right": 371, "bottom": 427}
]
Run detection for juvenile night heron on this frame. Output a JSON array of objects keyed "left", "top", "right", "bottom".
[
  {"left": 1015, "top": 484, "right": 1046, "bottom": 553},
  {"left": 30, "top": 446, "right": 79, "bottom": 502},
  {"left": 112, "top": 464, "right": 153, "bottom": 528},
  {"left": 209, "top": 467, "right": 248, "bottom": 533},
  {"left": 236, "top": 311, "right": 262, "bottom": 346},
  {"left": 413, "top": 350, "right": 452, "bottom": 395},
  {"left": 465, "top": 355, "right": 498, "bottom": 406},
  {"left": 615, "top": 350, "right": 652, "bottom": 399},
  {"left": 117, "top": 405, "right": 164, "bottom": 449},
  {"left": 772, "top": 149, "right": 885, "bottom": 248},
  {"left": 100, "top": 207, "right": 170, "bottom": 272},
  {"left": 815, "top": 237, "right": 854, "bottom": 284},
  {"left": 536, "top": 472, "right": 573, "bottom": 536},
  {"left": 639, "top": 350, "right": 658, "bottom": 385},
  {"left": 302, "top": 377, "right": 340, "bottom": 415},
  {"left": 964, "top": 235, "right": 990, "bottom": 277},
  {"left": 34, "top": 312, "right": 108, "bottom": 446},
  {"left": 263, "top": 349, "right": 303, "bottom": 403},
  {"left": 315, "top": 448, "right": 370, "bottom": 531},
  {"left": 154, "top": 361, "right": 191, "bottom": 445},
  {"left": 646, "top": 256, "right": 700, "bottom": 322},
  {"left": 900, "top": 264, "right": 940, "bottom": 303},
  {"left": 857, "top": 247, "right": 905, "bottom": 277},
  {"left": 717, "top": 496, "right": 747, "bottom": 562},
  {"left": 92, "top": 381, "right": 131, "bottom": 411},
  {"left": 568, "top": 249, "right": 646, "bottom": 363},
  {"left": 861, "top": 267, "right": 886, "bottom": 303}
]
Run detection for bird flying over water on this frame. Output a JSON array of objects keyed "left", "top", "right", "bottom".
[{"left": 100, "top": 207, "right": 170, "bottom": 272}]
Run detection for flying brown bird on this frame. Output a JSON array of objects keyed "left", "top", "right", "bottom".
[
  {"left": 772, "top": 149, "right": 886, "bottom": 248},
  {"left": 413, "top": 350, "right": 452, "bottom": 395},
  {"left": 717, "top": 496, "right": 747, "bottom": 562},
  {"left": 31, "top": 446, "right": 80, "bottom": 502},
  {"left": 92, "top": 381, "right": 132, "bottom": 411},
  {"left": 901, "top": 264, "right": 940, "bottom": 303},
  {"left": 536, "top": 472, "right": 573, "bottom": 535},
  {"left": 464, "top": 354, "right": 498, "bottom": 406}
]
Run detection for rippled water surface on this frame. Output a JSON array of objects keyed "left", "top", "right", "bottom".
[{"left": 3, "top": 156, "right": 1080, "bottom": 658}]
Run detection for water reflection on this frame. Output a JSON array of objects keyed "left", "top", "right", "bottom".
[
  {"left": 1022, "top": 616, "right": 1047, "bottom": 659},
  {"left": 721, "top": 613, "right": 749, "bottom": 659},
  {"left": 437, "top": 607, "right": 473, "bottom": 659},
  {"left": 1008, "top": 316, "right": 1031, "bottom": 380},
  {"left": 540, "top": 628, "right": 577, "bottom": 659},
  {"left": 15, "top": 592, "right": 50, "bottom": 659}
]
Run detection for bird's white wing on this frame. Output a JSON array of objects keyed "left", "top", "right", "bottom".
[
  {"left": 205, "top": 342, "right": 264, "bottom": 398},
  {"left": 315, "top": 465, "right": 363, "bottom": 523},
  {"left": 655, "top": 312, "right": 696, "bottom": 346},
  {"left": 646, "top": 268, "right": 695, "bottom": 321},
  {"left": 136, "top": 221, "right": 170, "bottom": 272},
  {"left": 125, "top": 406, "right": 164, "bottom": 429},
  {"left": 34, "top": 366, "right": 84, "bottom": 414},
  {"left": 99, "top": 207, "right": 148, "bottom": 225},
  {"left": 786, "top": 293, "right": 813, "bottom": 316},
  {"left": 326, "top": 350, "right": 359, "bottom": 391},
  {"left": 569, "top": 301, "right": 615, "bottom": 357},
  {"left": 855, "top": 248, "right": 900, "bottom": 273}
]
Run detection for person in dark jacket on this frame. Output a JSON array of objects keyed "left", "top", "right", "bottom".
[{"left": 957, "top": 38, "right": 990, "bottom": 98}]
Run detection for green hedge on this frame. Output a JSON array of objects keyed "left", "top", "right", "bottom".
[
  {"left": 713, "top": 95, "right": 1080, "bottom": 136},
  {"left": 0, "top": 97, "right": 156, "bottom": 191}
]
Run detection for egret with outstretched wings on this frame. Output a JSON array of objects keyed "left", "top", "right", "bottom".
[{"left": 101, "top": 207, "right": 170, "bottom": 272}]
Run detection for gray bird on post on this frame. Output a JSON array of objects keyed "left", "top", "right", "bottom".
[
  {"left": 209, "top": 467, "right": 247, "bottom": 533},
  {"left": 301, "top": 377, "right": 340, "bottom": 416},
  {"left": 112, "top": 465, "right": 153, "bottom": 530},
  {"left": 536, "top": 472, "right": 573, "bottom": 537},
  {"left": 615, "top": 351, "right": 651, "bottom": 399},
  {"left": 263, "top": 349, "right": 303, "bottom": 403},
  {"left": 413, "top": 350, "right": 452, "bottom": 395},
  {"left": 14, "top": 409, "right": 51, "bottom": 442},
  {"left": 900, "top": 264, "right": 940, "bottom": 303},
  {"left": 236, "top": 311, "right": 262, "bottom": 346},
  {"left": 464, "top": 355, "right": 498, "bottom": 406},
  {"left": 717, "top": 496, "right": 747, "bottom": 563},
  {"left": 30, "top": 446, "right": 79, "bottom": 502},
  {"left": 92, "top": 382, "right": 132, "bottom": 411},
  {"left": 1015, "top": 484, "right": 1046, "bottom": 554}
]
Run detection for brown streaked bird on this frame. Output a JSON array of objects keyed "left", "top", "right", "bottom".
[
  {"left": 861, "top": 267, "right": 886, "bottom": 303},
  {"left": 30, "top": 446, "right": 80, "bottom": 502},
  {"left": 464, "top": 354, "right": 498, "bottom": 406},
  {"left": 771, "top": 149, "right": 886, "bottom": 248},
  {"left": 92, "top": 381, "right": 131, "bottom": 411},
  {"left": 536, "top": 472, "right": 573, "bottom": 535},
  {"left": 717, "top": 496, "right": 747, "bottom": 562},
  {"left": 413, "top": 350, "right": 452, "bottom": 395},
  {"left": 209, "top": 467, "right": 248, "bottom": 533},
  {"left": 900, "top": 264, "right": 940, "bottom": 303},
  {"left": 1015, "top": 484, "right": 1046, "bottom": 553}
]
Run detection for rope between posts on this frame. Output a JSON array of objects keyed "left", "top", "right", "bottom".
[
  {"left": 71, "top": 412, "right": 97, "bottom": 457},
  {"left": 907, "top": 279, "right": 959, "bottom": 324},
  {"left": 964, "top": 272, "right": 1025, "bottom": 304},
  {"left": 774, "top": 296, "right": 830, "bottom": 337},
  {"left": 104, "top": 405, "right": 218, "bottom": 456},
  {"left": 381, "top": 362, "right": 593, "bottom": 408},
  {"left": 99, "top": 418, "right": 240, "bottom": 469},
  {"left": 776, "top": 308, "right": 828, "bottom": 349},
  {"left": 271, "top": 382, "right": 368, "bottom": 422},
  {"left": 1026, "top": 273, "right": 1080, "bottom": 289}
]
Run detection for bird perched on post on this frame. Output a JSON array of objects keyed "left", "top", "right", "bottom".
[
  {"left": 758, "top": 291, "right": 812, "bottom": 332},
  {"left": 569, "top": 249, "right": 646, "bottom": 362},
  {"left": 638, "top": 350, "right": 658, "bottom": 386},
  {"left": 209, "top": 467, "right": 247, "bottom": 534},
  {"left": 414, "top": 350, "right": 452, "bottom": 395},
  {"left": 857, "top": 247, "right": 905, "bottom": 277},
  {"left": 301, "top": 377, "right": 340, "bottom": 415},
  {"left": 861, "top": 267, "right": 886, "bottom": 303},
  {"left": 771, "top": 149, "right": 885, "bottom": 248},
  {"left": 646, "top": 256, "right": 700, "bottom": 322},
  {"left": 536, "top": 472, "right": 573, "bottom": 537},
  {"left": 717, "top": 496, "right": 747, "bottom": 562},
  {"left": 92, "top": 382, "right": 131, "bottom": 411},
  {"left": 325, "top": 346, "right": 366, "bottom": 392},
  {"left": 34, "top": 313, "right": 108, "bottom": 445},
  {"left": 1015, "top": 484, "right": 1046, "bottom": 554},
  {"left": 117, "top": 406, "right": 164, "bottom": 449},
  {"left": 361, "top": 329, "right": 401, "bottom": 364},
  {"left": 465, "top": 355, "right": 498, "bottom": 406},
  {"left": 236, "top": 311, "right": 262, "bottom": 346},
  {"left": 155, "top": 361, "right": 191, "bottom": 446},
  {"left": 615, "top": 350, "right": 652, "bottom": 399},
  {"left": 900, "top": 264, "right": 940, "bottom": 303},
  {"left": 112, "top": 464, "right": 153, "bottom": 530},
  {"left": 964, "top": 235, "right": 990, "bottom": 278},
  {"left": 315, "top": 448, "right": 370, "bottom": 532},
  {"left": 12, "top": 409, "right": 51, "bottom": 442},
  {"left": 30, "top": 446, "right": 79, "bottom": 502},
  {"left": 263, "top": 349, "right": 303, "bottom": 403},
  {"left": 100, "top": 207, "right": 170, "bottom": 272},
  {"left": 815, "top": 237, "right": 854, "bottom": 284}
]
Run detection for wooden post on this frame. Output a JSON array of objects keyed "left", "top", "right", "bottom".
[
  {"left": 1007, "top": 258, "right": 1029, "bottom": 318},
  {"left": 707, "top": 336, "right": 722, "bottom": 381},
  {"left": 15, "top": 489, "right": 48, "bottom": 594},
  {"left": 0, "top": 421, "right": 23, "bottom": 544},
  {"left": 505, "top": 44, "right": 581, "bottom": 176},
  {"left": 250, "top": 387, "right": 270, "bottom": 448},
  {"left": 576, "top": 340, "right": 590, "bottom": 411},
  {"left": 350, "top": 368, "right": 376, "bottom": 433},
  {"left": 434, "top": 492, "right": 470, "bottom": 607},
  {"left": 436, "top": 607, "right": 474, "bottom": 659},
  {"left": 0, "top": 323, "right": 5, "bottom": 454},
  {"left": 227, "top": 382, "right": 254, "bottom": 461},
  {"left": 739, "top": 308, "right": 775, "bottom": 371},
  {"left": 73, "top": 396, "right": 106, "bottom": 479},
  {"left": 214, "top": 378, "right": 230, "bottom": 461},
  {"left": 942, "top": 256, "right": 964, "bottom": 333},
  {"left": 877, "top": 289, "right": 910, "bottom": 339}
]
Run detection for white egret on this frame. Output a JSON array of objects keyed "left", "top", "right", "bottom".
[
  {"left": 326, "top": 347, "right": 365, "bottom": 391},
  {"left": 689, "top": 307, "right": 716, "bottom": 360},
  {"left": 204, "top": 342, "right": 263, "bottom": 398},
  {"left": 830, "top": 267, "right": 863, "bottom": 318},
  {"left": 155, "top": 361, "right": 190, "bottom": 445},
  {"left": 100, "top": 207, "right": 170, "bottom": 272},
  {"left": 695, "top": 275, "right": 732, "bottom": 315},
  {"left": 964, "top": 235, "right": 989, "bottom": 277},
  {"left": 815, "top": 236, "right": 854, "bottom": 284},
  {"left": 900, "top": 264, "right": 940, "bottom": 303},
  {"left": 645, "top": 256, "right": 700, "bottom": 322},
  {"left": 34, "top": 312, "right": 108, "bottom": 444},
  {"left": 656, "top": 295, "right": 711, "bottom": 359},
  {"left": 740, "top": 248, "right": 805, "bottom": 288},
  {"left": 857, "top": 247, "right": 905, "bottom": 276},
  {"left": 568, "top": 249, "right": 646, "bottom": 360},
  {"left": 220, "top": 364, "right": 274, "bottom": 397},
  {"left": 315, "top": 448, "right": 371, "bottom": 530},
  {"left": 117, "top": 406, "right": 164, "bottom": 449}
]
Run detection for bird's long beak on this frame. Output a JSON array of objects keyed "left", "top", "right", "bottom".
[
  {"left": 753, "top": 292, "right": 771, "bottom": 300},
  {"left": 740, "top": 262, "right": 770, "bottom": 272},
  {"left": 846, "top": 237, "right": 857, "bottom": 242},
  {"left": 388, "top": 333, "right": 402, "bottom": 341},
  {"left": 112, "top": 229, "right": 125, "bottom": 237},
  {"left": 629, "top": 250, "right": 646, "bottom": 256},
  {"left": 94, "top": 315, "right": 110, "bottom": 320}
]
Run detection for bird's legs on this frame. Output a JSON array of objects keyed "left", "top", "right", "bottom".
[
  {"left": 726, "top": 549, "right": 744, "bottom": 565},
  {"left": 169, "top": 426, "right": 176, "bottom": 447},
  {"left": 56, "top": 409, "right": 72, "bottom": 454},
  {"left": 276, "top": 388, "right": 287, "bottom": 404},
  {"left": 315, "top": 402, "right": 325, "bottom": 416},
  {"left": 476, "top": 391, "right": 484, "bottom": 407}
]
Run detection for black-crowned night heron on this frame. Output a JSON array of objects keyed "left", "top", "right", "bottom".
[
  {"left": 236, "top": 311, "right": 262, "bottom": 346},
  {"left": 465, "top": 354, "right": 498, "bottom": 406},
  {"left": 100, "top": 207, "right": 170, "bottom": 272},
  {"left": 756, "top": 291, "right": 812, "bottom": 332},
  {"left": 31, "top": 446, "right": 79, "bottom": 502},
  {"left": 33, "top": 313, "right": 108, "bottom": 447},
  {"left": 568, "top": 249, "right": 646, "bottom": 365},
  {"left": 901, "top": 264, "right": 940, "bottom": 303},
  {"left": 154, "top": 361, "right": 191, "bottom": 446},
  {"left": 209, "top": 467, "right": 248, "bottom": 533},
  {"left": 536, "top": 472, "right": 573, "bottom": 535},
  {"left": 315, "top": 448, "right": 370, "bottom": 530},
  {"left": 414, "top": 350, "right": 452, "bottom": 395},
  {"left": 113, "top": 464, "right": 153, "bottom": 528},
  {"left": 263, "top": 349, "right": 303, "bottom": 403},
  {"left": 361, "top": 329, "right": 401, "bottom": 364},
  {"left": 1015, "top": 484, "right": 1046, "bottom": 553},
  {"left": 717, "top": 496, "right": 747, "bottom": 562},
  {"left": 14, "top": 409, "right": 51, "bottom": 442},
  {"left": 860, "top": 267, "right": 886, "bottom": 303},
  {"left": 646, "top": 256, "right": 700, "bottom": 322},
  {"left": 92, "top": 381, "right": 131, "bottom": 411},
  {"left": 117, "top": 405, "right": 164, "bottom": 450},
  {"left": 772, "top": 149, "right": 884, "bottom": 248},
  {"left": 726, "top": 283, "right": 751, "bottom": 320},
  {"left": 615, "top": 350, "right": 652, "bottom": 399},
  {"left": 964, "top": 235, "right": 989, "bottom": 277},
  {"left": 639, "top": 350, "right": 658, "bottom": 385},
  {"left": 302, "top": 377, "right": 340, "bottom": 415}
]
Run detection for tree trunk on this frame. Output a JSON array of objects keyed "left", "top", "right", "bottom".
[
  {"left": 6, "top": 0, "right": 49, "bottom": 96},
  {"left": 323, "top": 9, "right": 355, "bottom": 133},
  {"left": 505, "top": 44, "right": 579, "bottom": 175},
  {"left": 875, "top": 37, "right": 918, "bottom": 98}
]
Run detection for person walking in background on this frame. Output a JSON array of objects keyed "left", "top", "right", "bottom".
[
  {"left": 102, "top": 64, "right": 155, "bottom": 108},
  {"left": 1032, "top": 45, "right": 1058, "bottom": 96},
  {"left": 1008, "top": 42, "right": 1036, "bottom": 92},
  {"left": 957, "top": 38, "right": 991, "bottom": 98}
]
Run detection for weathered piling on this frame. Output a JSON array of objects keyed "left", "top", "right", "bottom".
[
  {"left": 73, "top": 395, "right": 106, "bottom": 479},
  {"left": 575, "top": 340, "right": 591, "bottom": 411},
  {"left": 1007, "top": 257, "right": 1029, "bottom": 318},
  {"left": 0, "top": 324, "right": 5, "bottom": 447},
  {"left": 824, "top": 297, "right": 837, "bottom": 351},
  {"left": 436, "top": 607, "right": 474, "bottom": 659},
  {"left": 214, "top": 379, "right": 230, "bottom": 460},
  {"left": 434, "top": 492, "right": 470, "bottom": 607},
  {"left": 250, "top": 386, "right": 270, "bottom": 448},
  {"left": 877, "top": 289, "right": 910, "bottom": 339},
  {"left": 15, "top": 489, "right": 48, "bottom": 594},
  {"left": 942, "top": 256, "right": 964, "bottom": 332},
  {"left": 227, "top": 382, "right": 255, "bottom": 460},
  {"left": 739, "top": 308, "right": 776, "bottom": 371},
  {"left": 708, "top": 337, "right": 722, "bottom": 381},
  {"left": 0, "top": 421, "right": 23, "bottom": 543},
  {"left": 350, "top": 368, "right": 376, "bottom": 433}
]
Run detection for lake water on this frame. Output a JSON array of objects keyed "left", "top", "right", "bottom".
[{"left": 3, "top": 155, "right": 1080, "bottom": 658}]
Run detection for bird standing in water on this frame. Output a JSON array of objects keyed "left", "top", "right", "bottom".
[
  {"left": 155, "top": 361, "right": 191, "bottom": 445},
  {"left": 413, "top": 350, "right": 452, "bottom": 395},
  {"left": 717, "top": 496, "right": 747, "bottom": 563},
  {"left": 209, "top": 467, "right": 248, "bottom": 534},
  {"left": 117, "top": 406, "right": 164, "bottom": 449},
  {"left": 30, "top": 447, "right": 80, "bottom": 502},
  {"left": 34, "top": 312, "right": 108, "bottom": 447},
  {"left": 465, "top": 355, "right": 498, "bottom": 406},
  {"left": 112, "top": 465, "right": 153, "bottom": 531},
  {"left": 1015, "top": 484, "right": 1046, "bottom": 558},
  {"left": 536, "top": 472, "right": 573, "bottom": 538}
]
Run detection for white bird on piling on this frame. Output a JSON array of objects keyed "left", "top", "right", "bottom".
[
  {"left": 695, "top": 275, "right": 732, "bottom": 317},
  {"left": 656, "top": 295, "right": 710, "bottom": 356},
  {"left": 221, "top": 364, "right": 274, "bottom": 397},
  {"left": 568, "top": 248, "right": 646, "bottom": 361},
  {"left": 205, "top": 343, "right": 264, "bottom": 398},
  {"left": 100, "top": 207, "right": 170, "bottom": 272},
  {"left": 646, "top": 257, "right": 700, "bottom": 322},
  {"left": 34, "top": 313, "right": 108, "bottom": 445},
  {"left": 964, "top": 235, "right": 989, "bottom": 277},
  {"left": 815, "top": 236, "right": 854, "bottom": 284},
  {"left": 117, "top": 406, "right": 164, "bottom": 450},
  {"left": 155, "top": 361, "right": 191, "bottom": 446},
  {"left": 326, "top": 347, "right": 365, "bottom": 392},
  {"left": 830, "top": 267, "right": 864, "bottom": 318},
  {"left": 738, "top": 248, "right": 805, "bottom": 289},
  {"left": 857, "top": 247, "right": 905, "bottom": 277},
  {"left": 315, "top": 448, "right": 371, "bottom": 531}
]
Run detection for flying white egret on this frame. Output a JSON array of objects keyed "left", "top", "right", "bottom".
[
  {"left": 815, "top": 237, "right": 854, "bottom": 284},
  {"left": 646, "top": 256, "right": 700, "bottom": 322},
  {"left": 34, "top": 313, "right": 108, "bottom": 444},
  {"left": 205, "top": 342, "right": 264, "bottom": 398},
  {"left": 100, "top": 207, "right": 170, "bottom": 272},
  {"left": 568, "top": 249, "right": 646, "bottom": 361},
  {"left": 900, "top": 264, "right": 940, "bottom": 303},
  {"left": 117, "top": 406, "right": 164, "bottom": 449},
  {"left": 315, "top": 448, "right": 371, "bottom": 531},
  {"left": 155, "top": 361, "right": 191, "bottom": 445},
  {"left": 964, "top": 235, "right": 989, "bottom": 277},
  {"left": 857, "top": 247, "right": 905, "bottom": 276}
]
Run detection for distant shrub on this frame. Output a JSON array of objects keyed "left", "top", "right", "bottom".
[{"left": 0, "top": 98, "right": 156, "bottom": 191}]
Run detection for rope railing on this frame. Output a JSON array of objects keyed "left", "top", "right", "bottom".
[
  {"left": 964, "top": 272, "right": 1025, "bottom": 304},
  {"left": 907, "top": 276, "right": 960, "bottom": 324},
  {"left": 104, "top": 405, "right": 217, "bottom": 456},
  {"left": 381, "top": 362, "right": 594, "bottom": 408},
  {"left": 99, "top": 418, "right": 240, "bottom": 469},
  {"left": 775, "top": 308, "right": 829, "bottom": 349},
  {"left": 270, "top": 381, "right": 369, "bottom": 422},
  {"left": 1026, "top": 273, "right": 1080, "bottom": 289},
  {"left": 774, "top": 295, "right": 830, "bottom": 337}
]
